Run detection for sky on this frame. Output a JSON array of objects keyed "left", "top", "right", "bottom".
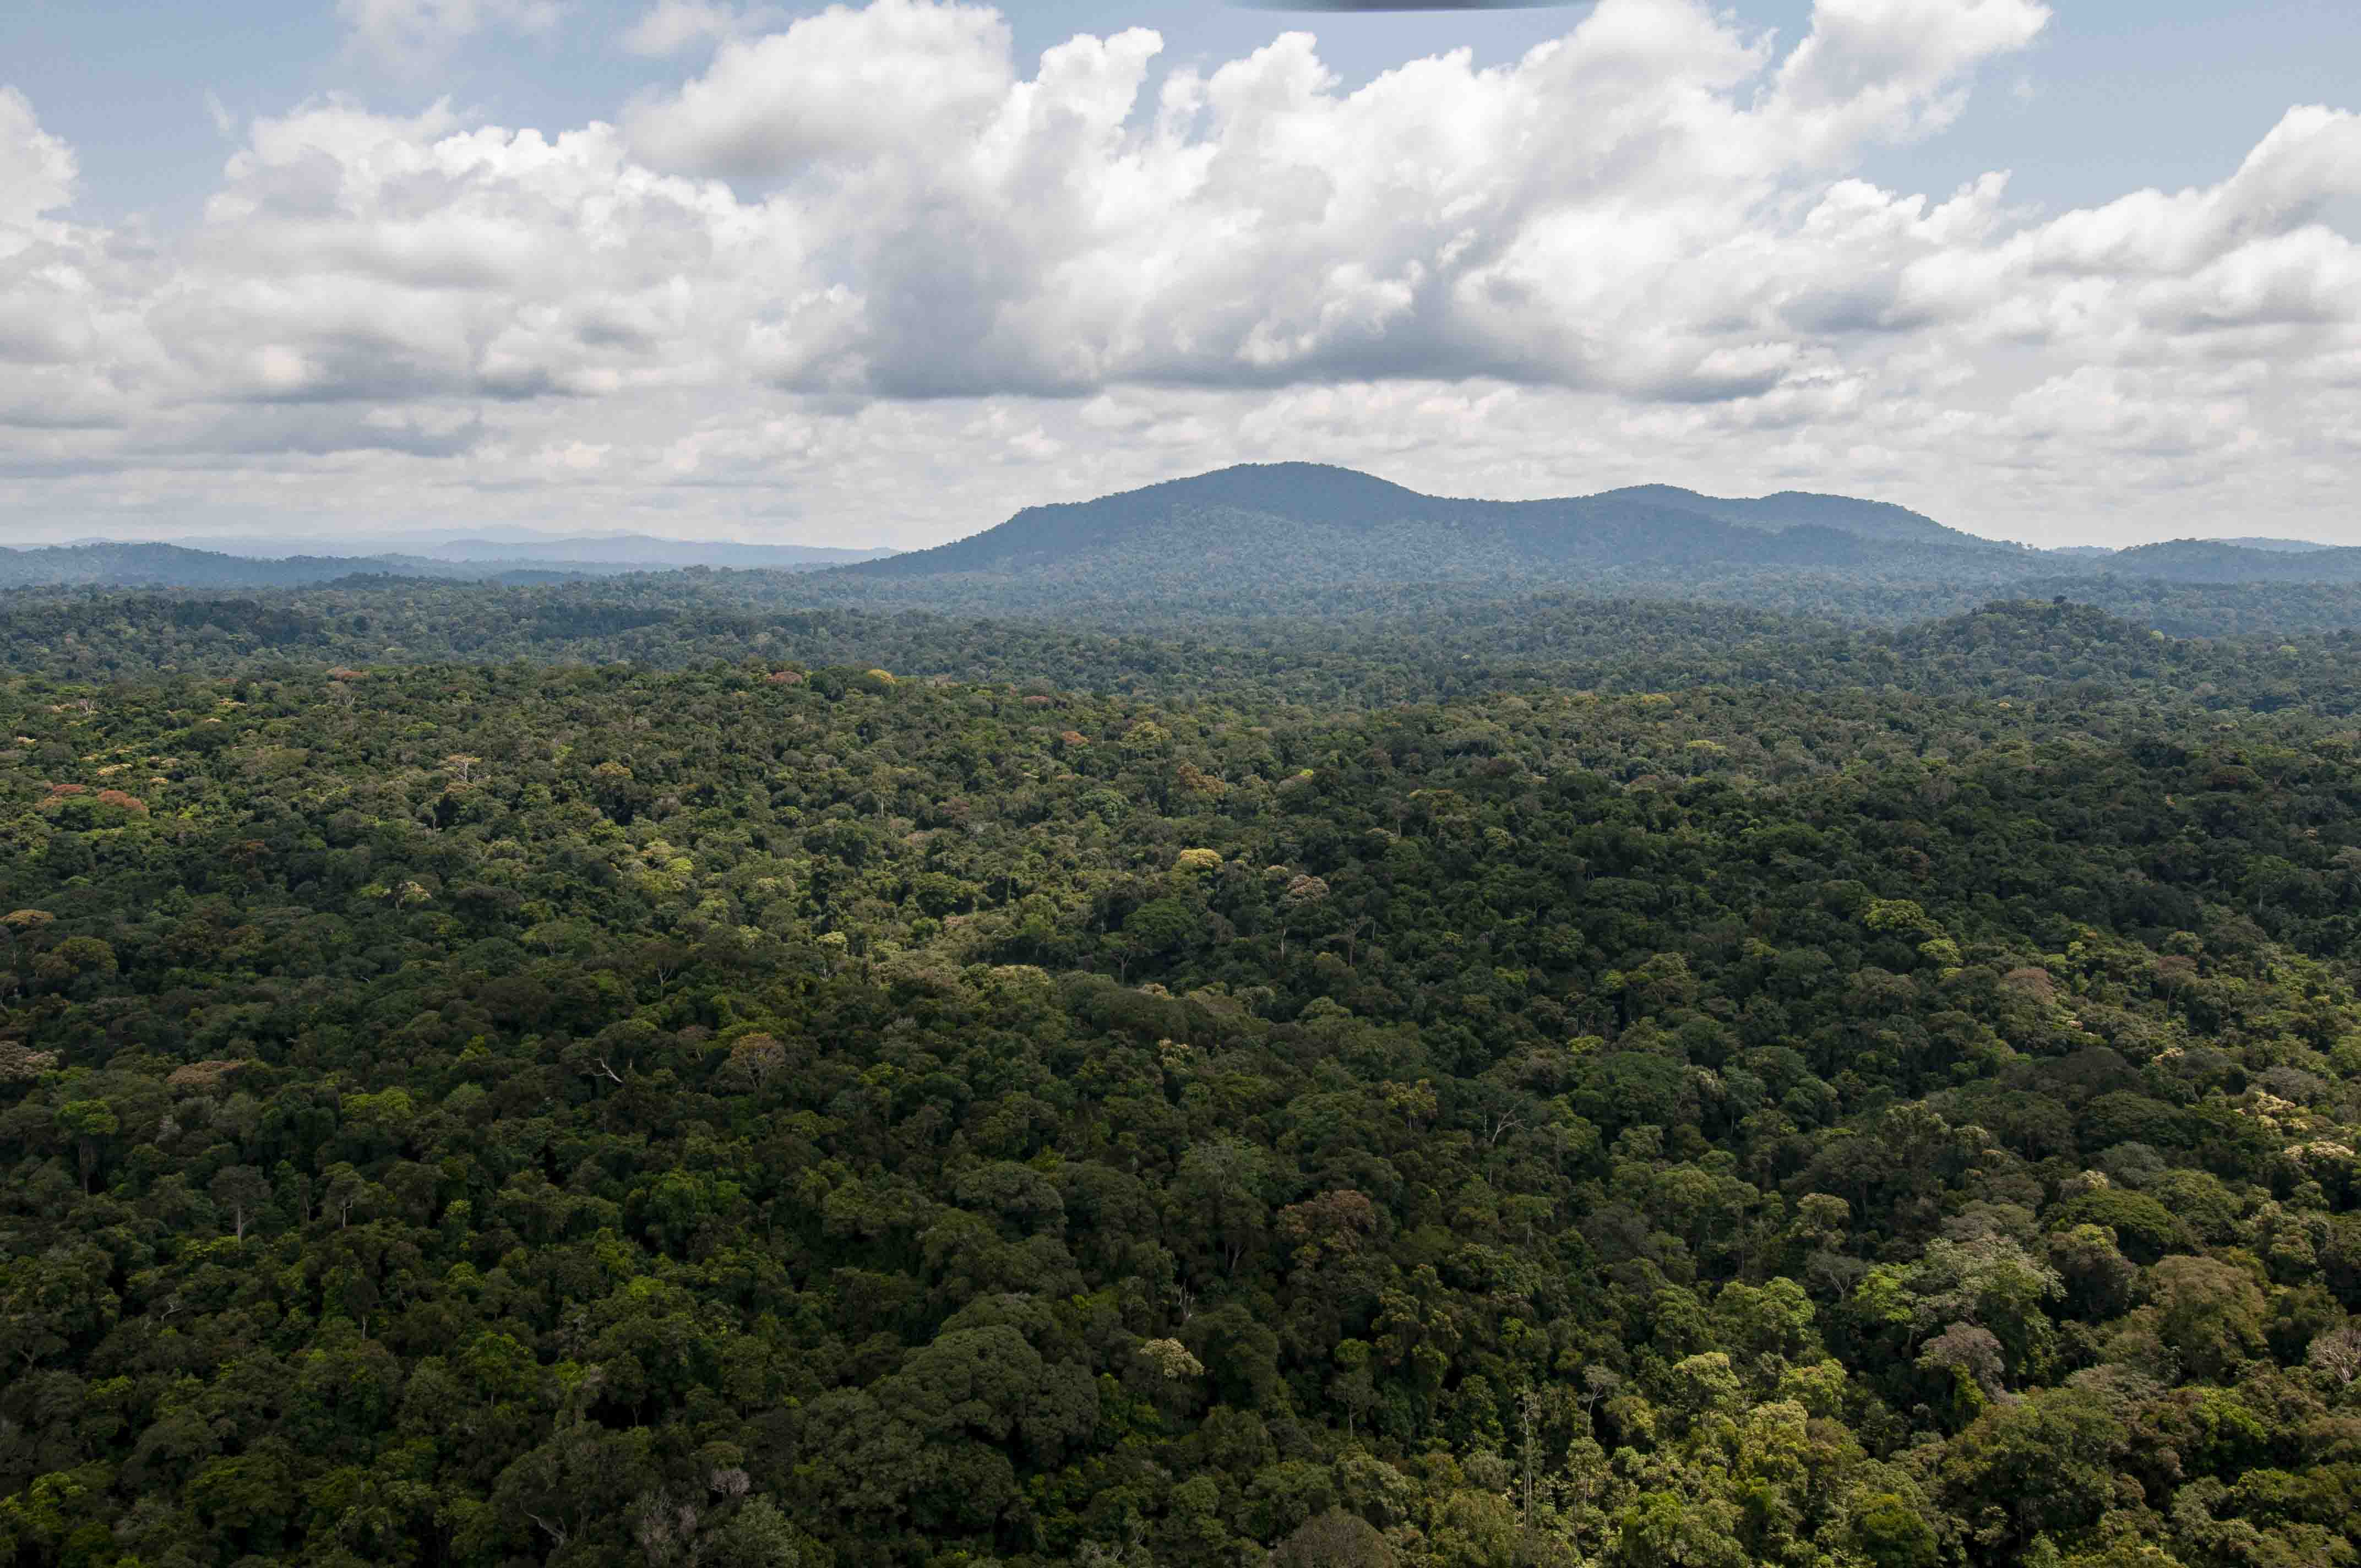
[{"left": 2, "top": 0, "right": 2358, "bottom": 549}]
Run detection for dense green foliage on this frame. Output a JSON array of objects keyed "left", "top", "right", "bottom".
[
  {"left": 5, "top": 568, "right": 2361, "bottom": 1568},
  {"left": 12, "top": 585, "right": 2361, "bottom": 716}
]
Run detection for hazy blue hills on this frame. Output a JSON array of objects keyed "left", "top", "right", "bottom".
[
  {"left": 0, "top": 542, "right": 633, "bottom": 590},
  {"left": 0, "top": 536, "right": 892, "bottom": 590},
  {"left": 2211, "top": 536, "right": 2337, "bottom": 553},
  {"left": 422, "top": 535, "right": 894, "bottom": 568},
  {"left": 2106, "top": 538, "right": 2361, "bottom": 583},
  {"left": 2052, "top": 538, "right": 2338, "bottom": 560}
]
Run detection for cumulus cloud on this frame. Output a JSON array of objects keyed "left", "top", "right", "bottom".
[
  {"left": 620, "top": 0, "right": 777, "bottom": 58},
  {"left": 624, "top": 0, "right": 1019, "bottom": 173},
  {"left": 1766, "top": 0, "right": 2049, "bottom": 158},
  {"left": 605, "top": 0, "right": 2060, "bottom": 397},
  {"left": 1, "top": 0, "right": 2359, "bottom": 546},
  {"left": 0, "top": 86, "right": 77, "bottom": 238},
  {"left": 339, "top": 0, "right": 564, "bottom": 68}
]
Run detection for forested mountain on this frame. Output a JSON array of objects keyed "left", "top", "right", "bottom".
[
  {"left": 7, "top": 496, "right": 2361, "bottom": 1568},
  {"left": 830, "top": 465, "right": 2361, "bottom": 613},
  {"left": 847, "top": 464, "right": 2021, "bottom": 593}
]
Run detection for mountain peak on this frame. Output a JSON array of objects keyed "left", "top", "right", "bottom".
[
  {"left": 842, "top": 462, "right": 2000, "bottom": 588},
  {"left": 1094, "top": 461, "right": 1438, "bottom": 522}
]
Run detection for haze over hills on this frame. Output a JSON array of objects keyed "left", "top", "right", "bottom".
[
  {"left": 0, "top": 542, "right": 618, "bottom": 591},
  {"left": 2208, "top": 536, "right": 2337, "bottom": 553},
  {"left": 421, "top": 536, "right": 893, "bottom": 568},
  {"left": 2105, "top": 538, "right": 2361, "bottom": 583},
  {"left": 9, "top": 464, "right": 2355, "bottom": 599},
  {"left": 0, "top": 537, "right": 894, "bottom": 591},
  {"left": 2049, "top": 537, "right": 2339, "bottom": 558},
  {"left": 131, "top": 529, "right": 894, "bottom": 568}
]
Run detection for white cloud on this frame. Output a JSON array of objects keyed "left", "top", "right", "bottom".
[
  {"left": 339, "top": 0, "right": 564, "bottom": 68},
  {"left": 0, "top": 86, "right": 77, "bottom": 239},
  {"left": 1, "top": 0, "right": 2359, "bottom": 547},
  {"left": 1766, "top": 0, "right": 2050, "bottom": 159},
  {"left": 609, "top": 0, "right": 2055, "bottom": 398},
  {"left": 624, "top": 0, "right": 1017, "bottom": 173},
  {"left": 619, "top": 0, "right": 773, "bottom": 58}
]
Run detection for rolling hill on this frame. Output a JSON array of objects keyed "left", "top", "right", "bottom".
[
  {"left": 841, "top": 462, "right": 2021, "bottom": 595},
  {"left": 850, "top": 465, "right": 2011, "bottom": 588},
  {"left": 834, "top": 465, "right": 2361, "bottom": 609},
  {"left": 1587, "top": 483, "right": 1990, "bottom": 547}
]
